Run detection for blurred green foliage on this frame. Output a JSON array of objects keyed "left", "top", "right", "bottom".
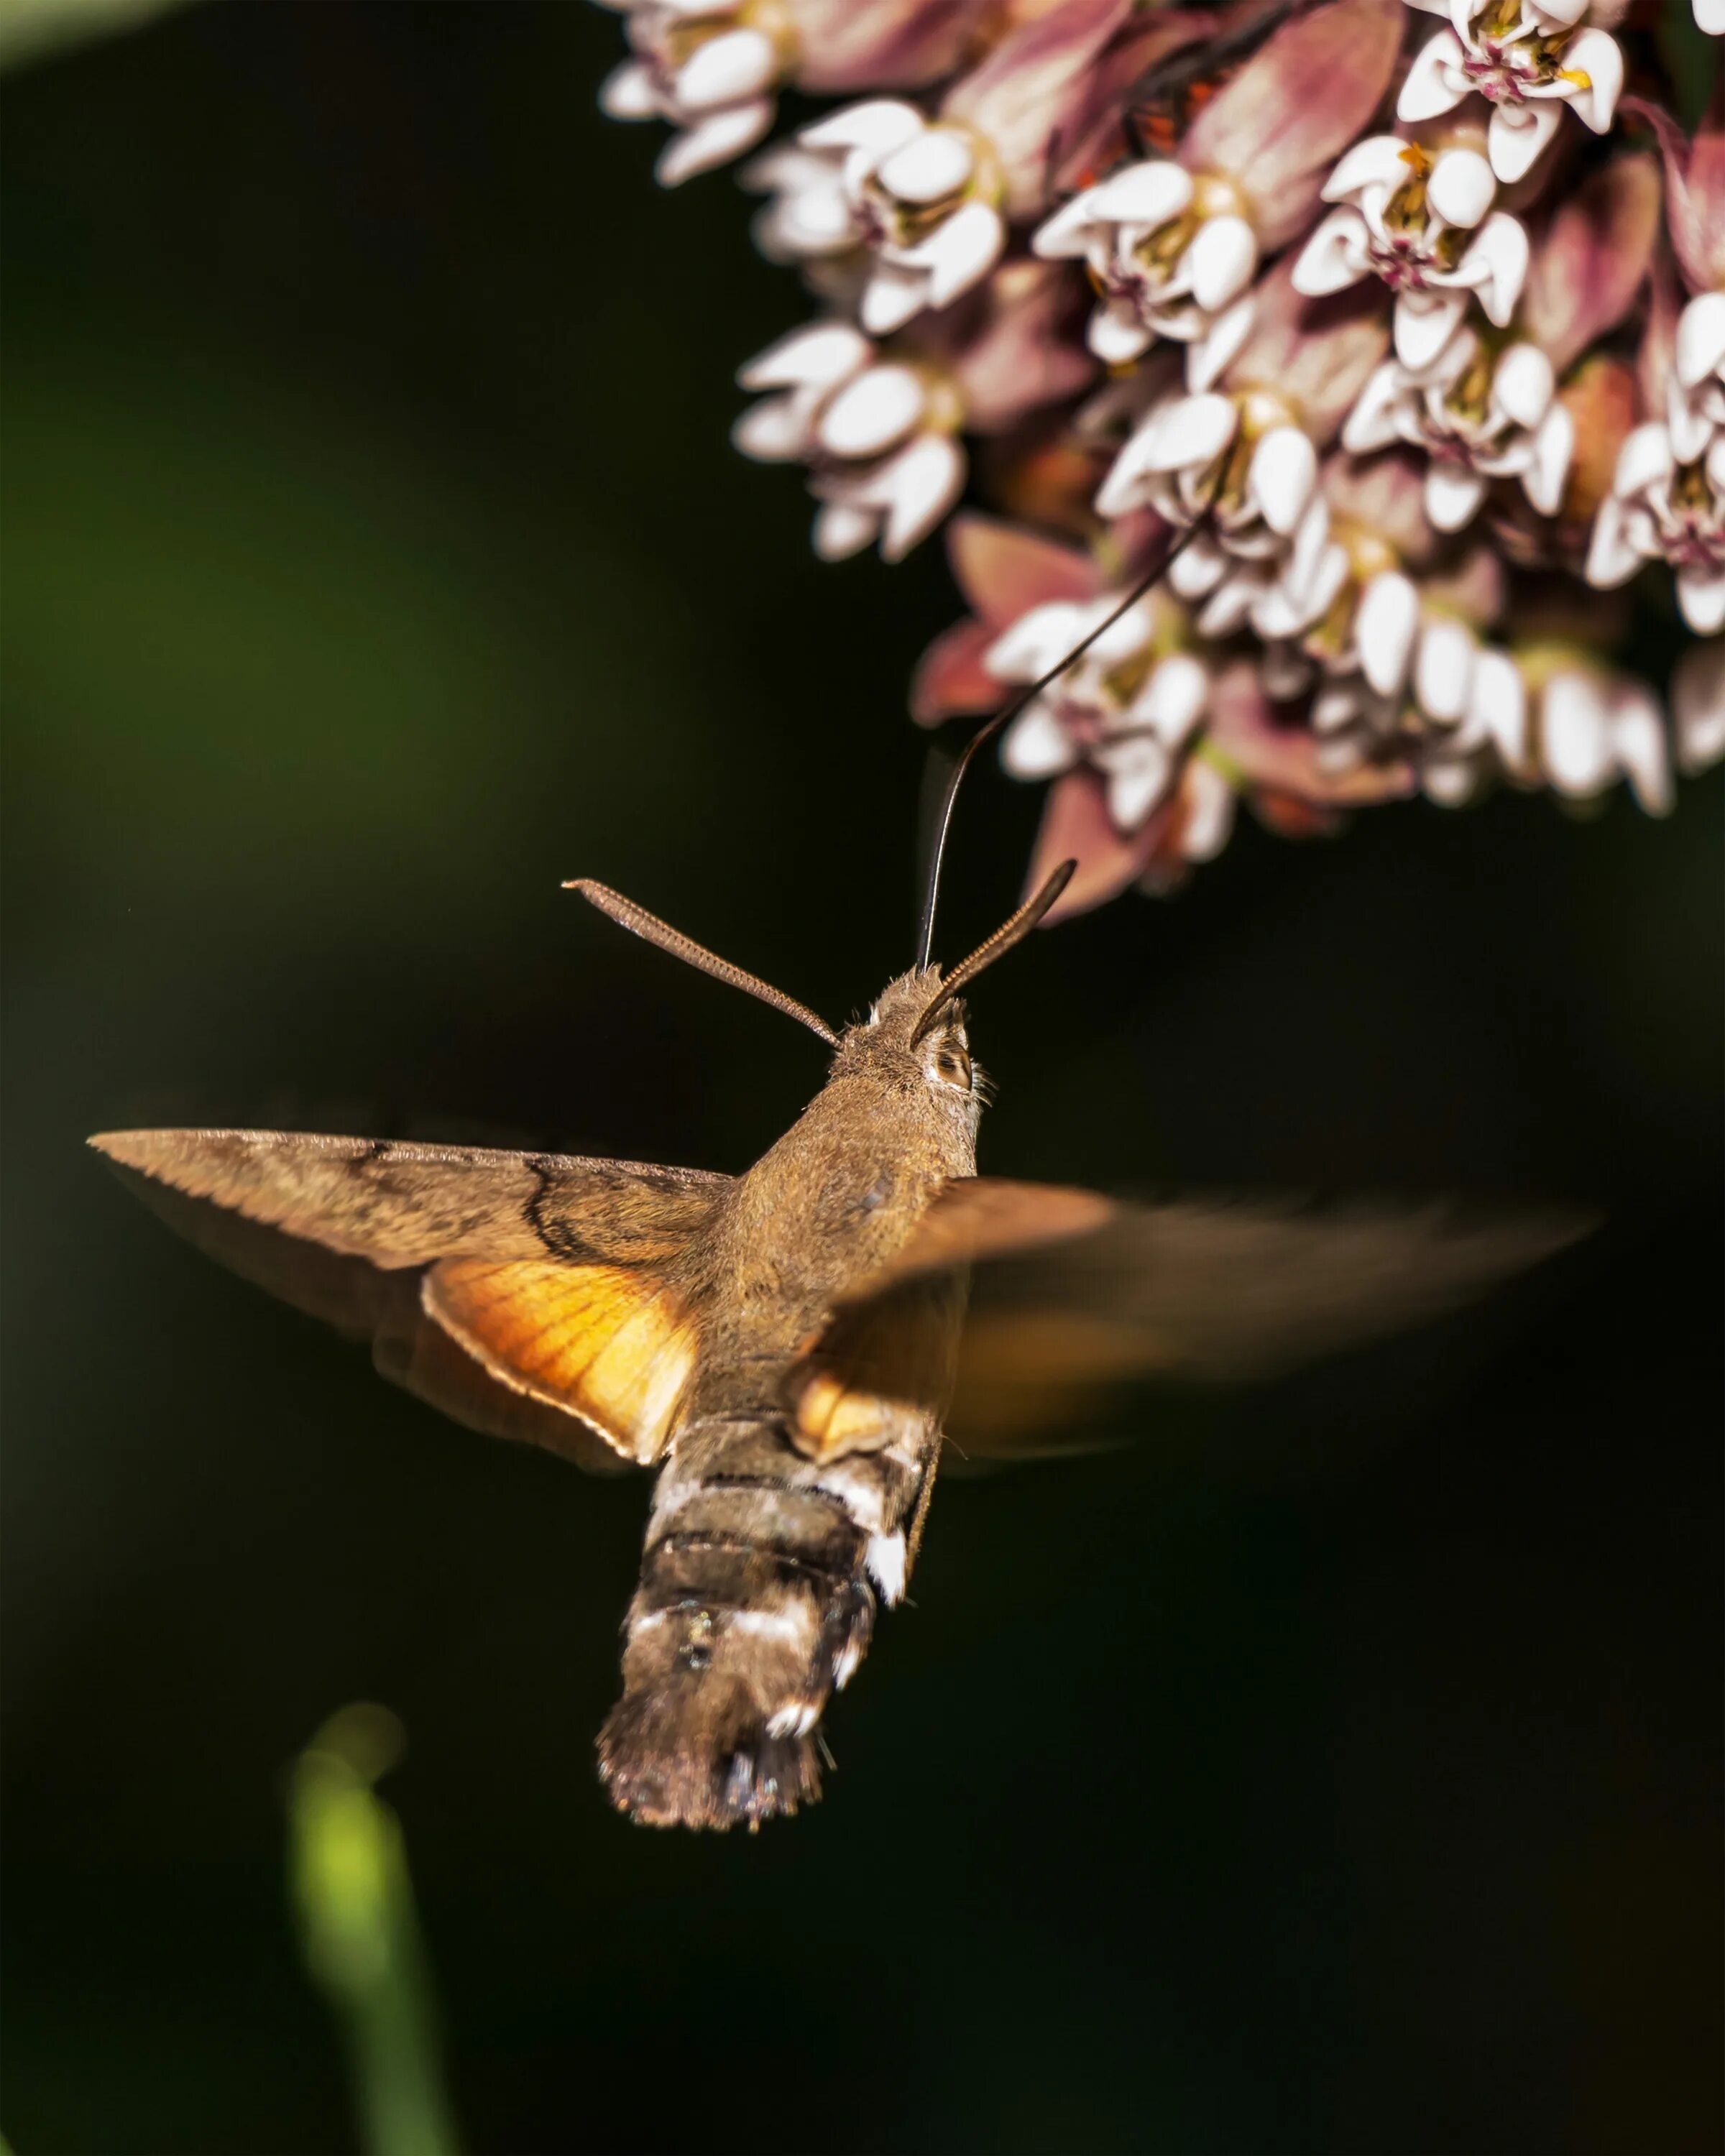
[{"left": 290, "top": 1707, "right": 460, "bottom": 2156}]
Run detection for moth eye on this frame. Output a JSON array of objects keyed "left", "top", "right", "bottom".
[{"left": 934, "top": 1042, "right": 972, "bottom": 1091}]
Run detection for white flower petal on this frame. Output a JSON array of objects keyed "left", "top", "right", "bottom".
[
  {"left": 1090, "top": 159, "right": 1193, "bottom": 228},
  {"left": 1609, "top": 686, "right": 1673, "bottom": 814},
  {"left": 1355, "top": 571, "right": 1420, "bottom": 699},
  {"left": 1187, "top": 295, "right": 1254, "bottom": 391},
  {"left": 1458, "top": 212, "right": 1530, "bottom": 326},
  {"left": 1178, "top": 759, "right": 1236, "bottom": 862},
  {"left": 1090, "top": 299, "right": 1156, "bottom": 365},
  {"left": 1675, "top": 291, "right": 1725, "bottom": 390},
  {"left": 1494, "top": 342, "right": 1555, "bottom": 429},
  {"left": 1677, "top": 564, "right": 1725, "bottom": 635},
  {"left": 1425, "top": 463, "right": 1488, "bottom": 531},
  {"left": 1562, "top": 29, "right": 1623, "bottom": 132},
  {"left": 1486, "top": 100, "right": 1562, "bottom": 185},
  {"left": 1001, "top": 702, "right": 1077, "bottom": 779},
  {"left": 1614, "top": 420, "right": 1673, "bottom": 497},
  {"left": 878, "top": 435, "right": 965, "bottom": 561},
  {"left": 1187, "top": 216, "right": 1257, "bottom": 313},
  {"left": 1149, "top": 392, "right": 1237, "bottom": 474},
  {"left": 600, "top": 61, "right": 658, "bottom": 121},
  {"left": 1283, "top": 496, "right": 1334, "bottom": 609},
  {"left": 657, "top": 101, "right": 773, "bottom": 185},
  {"left": 1541, "top": 672, "right": 1611, "bottom": 793},
  {"left": 755, "top": 175, "right": 857, "bottom": 256},
  {"left": 1343, "top": 361, "right": 1407, "bottom": 455},
  {"left": 1095, "top": 415, "right": 1166, "bottom": 517},
  {"left": 737, "top": 320, "right": 871, "bottom": 392},
  {"left": 1292, "top": 206, "right": 1369, "bottom": 297},
  {"left": 1414, "top": 617, "right": 1476, "bottom": 722},
  {"left": 1324, "top": 134, "right": 1412, "bottom": 201},
  {"left": 878, "top": 126, "right": 975, "bottom": 206},
  {"left": 1697, "top": 0, "right": 1725, "bottom": 32},
  {"left": 985, "top": 601, "right": 1087, "bottom": 680},
  {"left": 1524, "top": 404, "right": 1574, "bottom": 516},
  {"left": 1471, "top": 648, "right": 1528, "bottom": 765},
  {"left": 1398, "top": 31, "right": 1469, "bottom": 121},
  {"left": 799, "top": 99, "right": 923, "bottom": 155},
  {"left": 816, "top": 364, "right": 926, "bottom": 458},
  {"left": 1101, "top": 739, "right": 1174, "bottom": 829},
  {"left": 1247, "top": 425, "right": 1317, "bottom": 536},
  {"left": 1196, "top": 574, "right": 1259, "bottom": 638},
  {"left": 1143, "top": 653, "right": 1210, "bottom": 745},
  {"left": 1584, "top": 496, "right": 1644, "bottom": 587},
  {"left": 1424, "top": 756, "right": 1481, "bottom": 806},
  {"left": 906, "top": 200, "right": 1005, "bottom": 307},
  {"left": 732, "top": 392, "right": 811, "bottom": 461},
  {"left": 1033, "top": 193, "right": 1103, "bottom": 259},
  {"left": 859, "top": 262, "right": 931, "bottom": 336},
  {"left": 1427, "top": 147, "right": 1495, "bottom": 230},
  {"left": 675, "top": 27, "right": 777, "bottom": 112},
  {"left": 1167, "top": 533, "right": 1228, "bottom": 599},
  {"left": 1395, "top": 290, "right": 1468, "bottom": 372},
  {"left": 812, "top": 500, "right": 878, "bottom": 561},
  {"left": 1673, "top": 642, "right": 1725, "bottom": 774}
]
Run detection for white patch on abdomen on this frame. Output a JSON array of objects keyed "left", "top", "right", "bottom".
[
  {"left": 726, "top": 1605, "right": 816, "bottom": 1648},
  {"left": 865, "top": 1531, "right": 907, "bottom": 1606}
]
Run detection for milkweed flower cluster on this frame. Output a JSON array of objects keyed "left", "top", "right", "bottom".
[{"left": 599, "top": 0, "right": 1724, "bottom": 911}]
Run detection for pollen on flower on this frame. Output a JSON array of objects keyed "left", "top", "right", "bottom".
[{"left": 592, "top": 0, "right": 1722, "bottom": 907}]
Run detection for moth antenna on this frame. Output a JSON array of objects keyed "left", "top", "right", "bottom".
[
  {"left": 566, "top": 880, "right": 839, "bottom": 1046},
  {"left": 911, "top": 860, "right": 1077, "bottom": 1046},
  {"left": 913, "top": 507, "right": 1215, "bottom": 974}
]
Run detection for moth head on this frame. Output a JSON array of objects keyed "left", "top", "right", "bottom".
[{"left": 564, "top": 857, "right": 1072, "bottom": 1099}]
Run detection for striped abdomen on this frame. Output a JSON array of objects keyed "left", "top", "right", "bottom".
[{"left": 597, "top": 1409, "right": 939, "bottom": 1830}]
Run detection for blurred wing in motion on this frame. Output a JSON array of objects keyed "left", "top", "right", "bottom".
[
  {"left": 902, "top": 1187, "right": 1591, "bottom": 1457},
  {"left": 837, "top": 1175, "right": 1116, "bottom": 1299},
  {"left": 89, "top": 1128, "right": 730, "bottom": 1468}
]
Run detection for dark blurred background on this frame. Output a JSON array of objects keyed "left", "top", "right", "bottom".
[{"left": 3, "top": 8, "right": 1721, "bottom": 2152}]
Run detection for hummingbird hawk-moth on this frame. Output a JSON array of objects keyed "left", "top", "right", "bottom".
[{"left": 90, "top": 862, "right": 1582, "bottom": 1832}]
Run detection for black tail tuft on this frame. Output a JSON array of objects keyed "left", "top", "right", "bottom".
[{"left": 597, "top": 1680, "right": 823, "bottom": 1832}]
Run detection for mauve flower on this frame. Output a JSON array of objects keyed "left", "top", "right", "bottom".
[
  {"left": 599, "top": 1, "right": 788, "bottom": 185},
  {"left": 1293, "top": 135, "right": 1529, "bottom": 369},
  {"left": 989, "top": 589, "right": 1215, "bottom": 829},
  {"left": 1033, "top": 160, "right": 1261, "bottom": 383},
  {"left": 1343, "top": 325, "right": 1573, "bottom": 530},
  {"left": 748, "top": 100, "right": 1007, "bottom": 332},
  {"left": 733, "top": 321, "right": 965, "bottom": 559},
  {"left": 1098, "top": 272, "right": 1389, "bottom": 636},
  {"left": 598, "top": 0, "right": 990, "bottom": 184},
  {"left": 1298, "top": 568, "right": 1524, "bottom": 768},
  {"left": 748, "top": 0, "right": 1149, "bottom": 331},
  {"left": 1397, "top": 0, "right": 1626, "bottom": 185},
  {"left": 1586, "top": 419, "right": 1725, "bottom": 634},
  {"left": 1033, "top": 0, "right": 1403, "bottom": 385}
]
